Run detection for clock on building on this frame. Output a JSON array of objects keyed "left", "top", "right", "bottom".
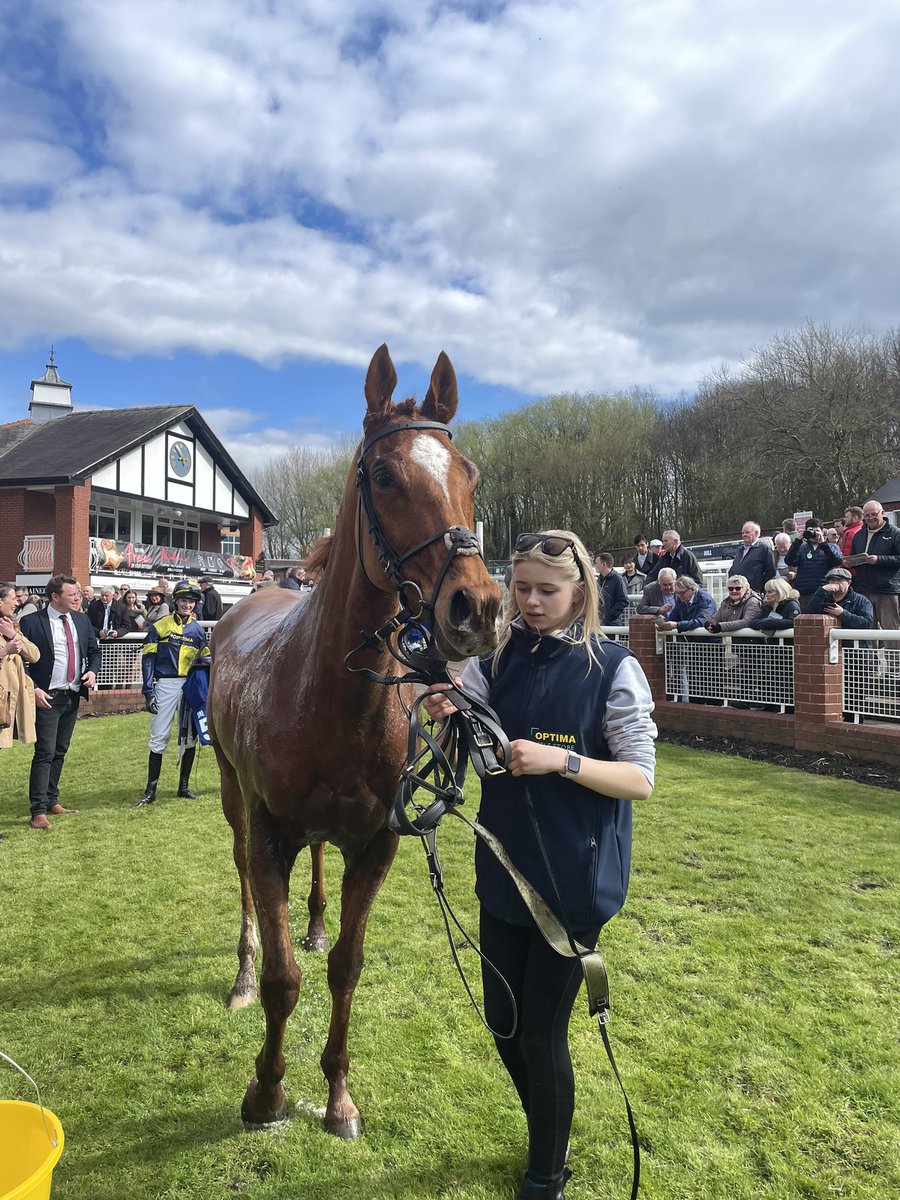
[{"left": 169, "top": 440, "right": 192, "bottom": 477}]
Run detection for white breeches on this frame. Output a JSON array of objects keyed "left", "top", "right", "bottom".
[{"left": 149, "top": 677, "right": 187, "bottom": 753}]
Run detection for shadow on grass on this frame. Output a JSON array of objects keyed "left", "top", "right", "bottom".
[{"left": 0, "top": 946, "right": 232, "bottom": 1007}]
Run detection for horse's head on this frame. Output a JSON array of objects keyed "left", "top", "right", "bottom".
[{"left": 356, "top": 344, "right": 501, "bottom": 659}]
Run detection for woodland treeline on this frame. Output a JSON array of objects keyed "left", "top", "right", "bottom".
[{"left": 254, "top": 323, "right": 900, "bottom": 561}]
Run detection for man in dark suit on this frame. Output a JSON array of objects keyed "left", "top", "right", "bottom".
[
  {"left": 728, "top": 521, "right": 776, "bottom": 595},
  {"left": 87, "top": 586, "right": 127, "bottom": 639},
  {"left": 20, "top": 574, "right": 101, "bottom": 830},
  {"left": 197, "top": 577, "right": 223, "bottom": 621}
]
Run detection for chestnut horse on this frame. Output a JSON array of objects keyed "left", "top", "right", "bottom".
[{"left": 208, "top": 345, "right": 501, "bottom": 1136}]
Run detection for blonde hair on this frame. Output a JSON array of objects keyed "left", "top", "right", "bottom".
[
  {"left": 493, "top": 529, "right": 603, "bottom": 673},
  {"left": 762, "top": 576, "right": 799, "bottom": 603}
]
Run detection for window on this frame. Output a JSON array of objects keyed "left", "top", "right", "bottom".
[
  {"left": 117, "top": 511, "right": 132, "bottom": 541},
  {"left": 141, "top": 515, "right": 154, "bottom": 544},
  {"left": 221, "top": 534, "right": 240, "bottom": 557}
]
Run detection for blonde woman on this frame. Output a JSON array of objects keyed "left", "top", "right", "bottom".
[
  {"left": 751, "top": 577, "right": 801, "bottom": 631},
  {"left": 0, "top": 582, "right": 40, "bottom": 749},
  {"left": 424, "top": 530, "right": 656, "bottom": 1200}
]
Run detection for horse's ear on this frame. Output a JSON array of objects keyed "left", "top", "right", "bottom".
[
  {"left": 365, "top": 344, "right": 398, "bottom": 419},
  {"left": 421, "top": 351, "right": 458, "bottom": 424}
]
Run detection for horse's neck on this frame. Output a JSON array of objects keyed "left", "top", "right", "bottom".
[{"left": 291, "top": 529, "right": 399, "bottom": 691}]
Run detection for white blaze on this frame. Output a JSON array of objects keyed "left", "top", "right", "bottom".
[{"left": 410, "top": 434, "right": 451, "bottom": 501}]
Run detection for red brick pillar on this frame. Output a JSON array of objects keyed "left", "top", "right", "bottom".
[
  {"left": 54, "top": 480, "right": 91, "bottom": 584},
  {"left": 240, "top": 508, "right": 264, "bottom": 562},
  {"left": 0, "top": 487, "right": 27, "bottom": 580},
  {"left": 793, "top": 614, "right": 843, "bottom": 750},
  {"left": 628, "top": 614, "right": 666, "bottom": 703}
]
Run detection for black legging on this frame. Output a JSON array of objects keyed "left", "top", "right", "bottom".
[{"left": 480, "top": 907, "right": 596, "bottom": 1186}]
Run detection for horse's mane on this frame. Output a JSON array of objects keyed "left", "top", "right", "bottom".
[{"left": 306, "top": 535, "right": 332, "bottom": 575}]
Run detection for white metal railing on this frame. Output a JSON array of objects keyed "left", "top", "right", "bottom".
[
  {"left": 94, "top": 622, "right": 216, "bottom": 689},
  {"left": 18, "top": 535, "right": 55, "bottom": 572},
  {"left": 601, "top": 625, "right": 629, "bottom": 648},
  {"left": 829, "top": 629, "right": 900, "bottom": 723},
  {"left": 657, "top": 627, "right": 795, "bottom": 710}
]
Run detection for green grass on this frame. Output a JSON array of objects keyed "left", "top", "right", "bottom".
[{"left": 1, "top": 714, "right": 898, "bottom": 1200}]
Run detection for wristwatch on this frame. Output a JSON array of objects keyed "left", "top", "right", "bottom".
[{"left": 560, "top": 752, "right": 581, "bottom": 778}]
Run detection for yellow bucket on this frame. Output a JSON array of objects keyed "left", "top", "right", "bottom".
[{"left": 0, "top": 1055, "right": 64, "bottom": 1200}]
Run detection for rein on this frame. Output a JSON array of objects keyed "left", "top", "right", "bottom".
[{"left": 346, "top": 417, "right": 639, "bottom": 1198}]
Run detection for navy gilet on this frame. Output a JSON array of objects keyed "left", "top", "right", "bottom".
[{"left": 474, "top": 625, "right": 634, "bottom": 936}]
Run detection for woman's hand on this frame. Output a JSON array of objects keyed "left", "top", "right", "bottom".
[
  {"left": 0, "top": 637, "right": 22, "bottom": 658},
  {"left": 0, "top": 616, "right": 17, "bottom": 641},
  {"left": 422, "top": 679, "right": 463, "bottom": 722},
  {"left": 507, "top": 739, "right": 567, "bottom": 776}
]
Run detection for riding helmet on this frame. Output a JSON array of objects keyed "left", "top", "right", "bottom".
[{"left": 172, "top": 580, "right": 202, "bottom": 603}]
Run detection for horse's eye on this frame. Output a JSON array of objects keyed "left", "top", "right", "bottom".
[{"left": 373, "top": 469, "right": 395, "bottom": 489}]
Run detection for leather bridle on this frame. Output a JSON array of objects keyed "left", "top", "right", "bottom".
[{"left": 354, "top": 418, "right": 483, "bottom": 622}]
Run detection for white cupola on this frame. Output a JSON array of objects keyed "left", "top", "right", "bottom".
[{"left": 29, "top": 348, "right": 73, "bottom": 422}]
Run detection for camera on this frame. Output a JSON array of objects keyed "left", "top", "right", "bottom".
[{"left": 802, "top": 528, "right": 819, "bottom": 541}]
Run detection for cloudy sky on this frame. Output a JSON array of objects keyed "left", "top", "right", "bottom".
[{"left": 1, "top": 0, "right": 898, "bottom": 472}]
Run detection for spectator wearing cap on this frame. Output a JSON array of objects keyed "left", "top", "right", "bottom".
[
  {"left": 728, "top": 522, "right": 776, "bottom": 596},
  {"left": 806, "top": 568, "right": 873, "bottom": 629},
  {"left": 197, "top": 577, "right": 223, "bottom": 621},
  {"left": 784, "top": 518, "right": 843, "bottom": 610},
  {"left": 849, "top": 501, "right": 900, "bottom": 631}
]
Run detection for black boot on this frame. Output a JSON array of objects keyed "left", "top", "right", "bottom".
[
  {"left": 177, "top": 747, "right": 198, "bottom": 798},
  {"left": 135, "top": 751, "right": 163, "bottom": 807},
  {"left": 516, "top": 1169, "right": 572, "bottom": 1200}
]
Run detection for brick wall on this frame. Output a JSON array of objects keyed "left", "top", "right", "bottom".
[
  {"left": 24, "top": 490, "right": 55, "bottom": 528},
  {"left": 240, "top": 508, "right": 264, "bottom": 562},
  {"left": 199, "top": 521, "right": 221, "bottom": 552},
  {"left": 629, "top": 613, "right": 900, "bottom": 771},
  {"left": 53, "top": 481, "right": 91, "bottom": 583},
  {"left": 0, "top": 487, "right": 27, "bottom": 580}
]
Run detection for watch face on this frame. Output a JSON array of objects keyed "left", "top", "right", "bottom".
[{"left": 169, "top": 440, "right": 192, "bottom": 477}]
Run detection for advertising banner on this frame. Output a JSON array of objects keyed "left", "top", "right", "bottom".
[{"left": 90, "top": 538, "right": 255, "bottom": 579}]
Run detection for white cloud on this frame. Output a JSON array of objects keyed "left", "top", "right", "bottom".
[{"left": 1, "top": 0, "right": 899, "bottom": 397}]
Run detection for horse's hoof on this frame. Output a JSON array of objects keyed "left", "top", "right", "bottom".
[
  {"left": 301, "top": 931, "right": 329, "bottom": 954},
  {"left": 227, "top": 987, "right": 258, "bottom": 1011},
  {"left": 241, "top": 1077, "right": 287, "bottom": 1127},
  {"left": 323, "top": 1112, "right": 364, "bottom": 1140}
]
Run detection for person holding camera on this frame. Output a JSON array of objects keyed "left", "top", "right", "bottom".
[
  {"left": 135, "top": 580, "right": 210, "bottom": 807},
  {"left": 784, "top": 518, "right": 843, "bottom": 610},
  {"left": 806, "top": 568, "right": 874, "bottom": 629}
]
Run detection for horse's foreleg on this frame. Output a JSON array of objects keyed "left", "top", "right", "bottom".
[
  {"left": 242, "top": 811, "right": 301, "bottom": 1127},
  {"left": 220, "top": 760, "right": 259, "bottom": 1010},
  {"left": 302, "top": 842, "right": 329, "bottom": 953},
  {"left": 321, "top": 824, "right": 398, "bottom": 1139}
]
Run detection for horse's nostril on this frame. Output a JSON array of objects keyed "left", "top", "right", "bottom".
[{"left": 449, "top": 588, "right": 474, "bottom": 627}]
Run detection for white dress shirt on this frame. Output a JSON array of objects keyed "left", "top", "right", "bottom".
[{"left": 47, "top": 606, "right": 81, "bottom": 691}]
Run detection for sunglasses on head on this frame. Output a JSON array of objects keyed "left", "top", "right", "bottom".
[{"left": 514, "top": 533, "right": 586, "bottom": 581}]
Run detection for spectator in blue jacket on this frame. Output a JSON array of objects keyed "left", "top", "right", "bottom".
[
  {"left": 784, "top": 517, "right": 843, "bottom": 608},
  {"left": 656, "top": 576, "right": 716, "bottom": 632},
  {"left": 593, "top": 553, "right": 628, "bottom": 624},
  {"left": 806, "top": 568, "right": 874, "bottom": 629}
]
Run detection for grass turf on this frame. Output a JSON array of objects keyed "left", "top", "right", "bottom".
[{"left": 0, "top": 713, "right": 898, "bottom": 1199}]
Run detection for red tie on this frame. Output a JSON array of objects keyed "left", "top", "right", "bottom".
[{"left": 61, "top": 614, "right": 76, "bottom": 684}]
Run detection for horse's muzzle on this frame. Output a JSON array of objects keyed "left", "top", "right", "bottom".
[{"left": 434, "top": 583, "right": 502, "bottom": 658}]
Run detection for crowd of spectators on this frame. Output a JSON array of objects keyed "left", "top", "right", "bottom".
[{"left": 592, "top": 501, "right": 900, "bottom": 637}]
